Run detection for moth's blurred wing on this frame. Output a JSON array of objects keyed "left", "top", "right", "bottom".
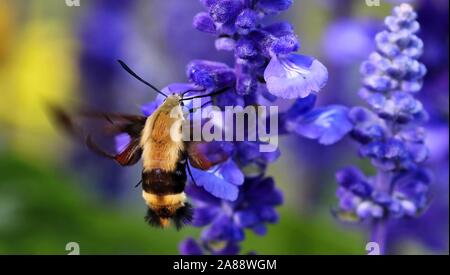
[
  {"left": 48, "top": 105, "right": 146, "bottom": 166},
  {"left": 186, "top": 141, "right": 230, "bottom": 170}
]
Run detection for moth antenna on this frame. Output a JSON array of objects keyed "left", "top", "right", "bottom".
[
  {"left": 181, "top": 87, "right": 229, "bottom": 101},
  {"left": 181, "top": 88, "right": 205, "bottom": 97},
  {"left": 117, "top": 60, "right": 168, "bottom": 98}
]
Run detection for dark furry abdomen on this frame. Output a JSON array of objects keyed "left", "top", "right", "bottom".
[
  {"left": 142, "top": 158, "right": 187, "bottom": 195},
  {"left": 141, "top": 157, "right": 192, "bottom": 229}
]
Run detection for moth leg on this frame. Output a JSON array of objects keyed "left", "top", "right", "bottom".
[
  {"left": 135, "top": 178, "right": 143, "bottom": 188},
  {"left": 185, "top": 160, "right": 198, "bottom": 186}
]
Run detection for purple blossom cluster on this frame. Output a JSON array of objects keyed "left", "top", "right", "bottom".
[
  {"left": 134, "top": 0, "right": 328, "bottom": 255},
  {"left": 296, "top": 4, "right": 432, "bottom": 254},
  {"left": 341, "top": 3, "right": 430, "bottom": 221},
  {"left": 189, "top": 0, "right": 327, "bottom": 100}
]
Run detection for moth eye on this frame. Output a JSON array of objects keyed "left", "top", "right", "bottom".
[{"left": 180, "top": 102, "right": 184, "bottom": 107}]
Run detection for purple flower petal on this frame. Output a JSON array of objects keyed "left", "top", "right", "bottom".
[
  {"left": 264, "top": 54, "right": 328, "bottom": 99},
  {"left": 235, "top": 9, "right": 258, "bottom": 34},
  {"left": 114, "top": 133, "right": 131, "bottom": 153},
  {"left": 201, "top": 215, "right": 245, "bottom": 242},
  {"left": 185, "top": 184, "right": 221, "bottom": 206},
  {"left": 190, "top": 160, "right": 244, "bottom": 201},
  {"left": 213, "top": 241, "right": 241, "bottom": 255},
  {"left": 209, "top": 0, "right": 243, "bottom": 24},
  {"left": 193, "top": 207, "right": 220, "bottom": 227},
  {"left": 257, "top": 0, "right": 293, "bottom": 13},
  {"left": 288, "top": 105, "right": 353, "bottom": 145},
  {"left": 218, "top": 159, "right": 245, "bottom": 186},
  {"left": 193, "top": 12, "right": 217, "bottom": 34},
  {"left": 263, "top": 21, "right": 295, "bottom": 37},
  {"left": 336, "top": 167, "right": 373, "bottom": 198},
  {"left": 245, "top": 177, "right": 283, "bottom": 206},
  {"left": 234, "top": 210, "right": 259, "bottom": 227},
  {"left": 187, "top": 60, "right": 236, "bottom": 89},
  {"left": 179, "top": 237, "right": 203, "bottom": 255},
  {"left": 251, "top": 224, "right": 268, "bottom": 235},
  {"left": 285, "top": 94, "right": 317, "bottom": 118}
]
